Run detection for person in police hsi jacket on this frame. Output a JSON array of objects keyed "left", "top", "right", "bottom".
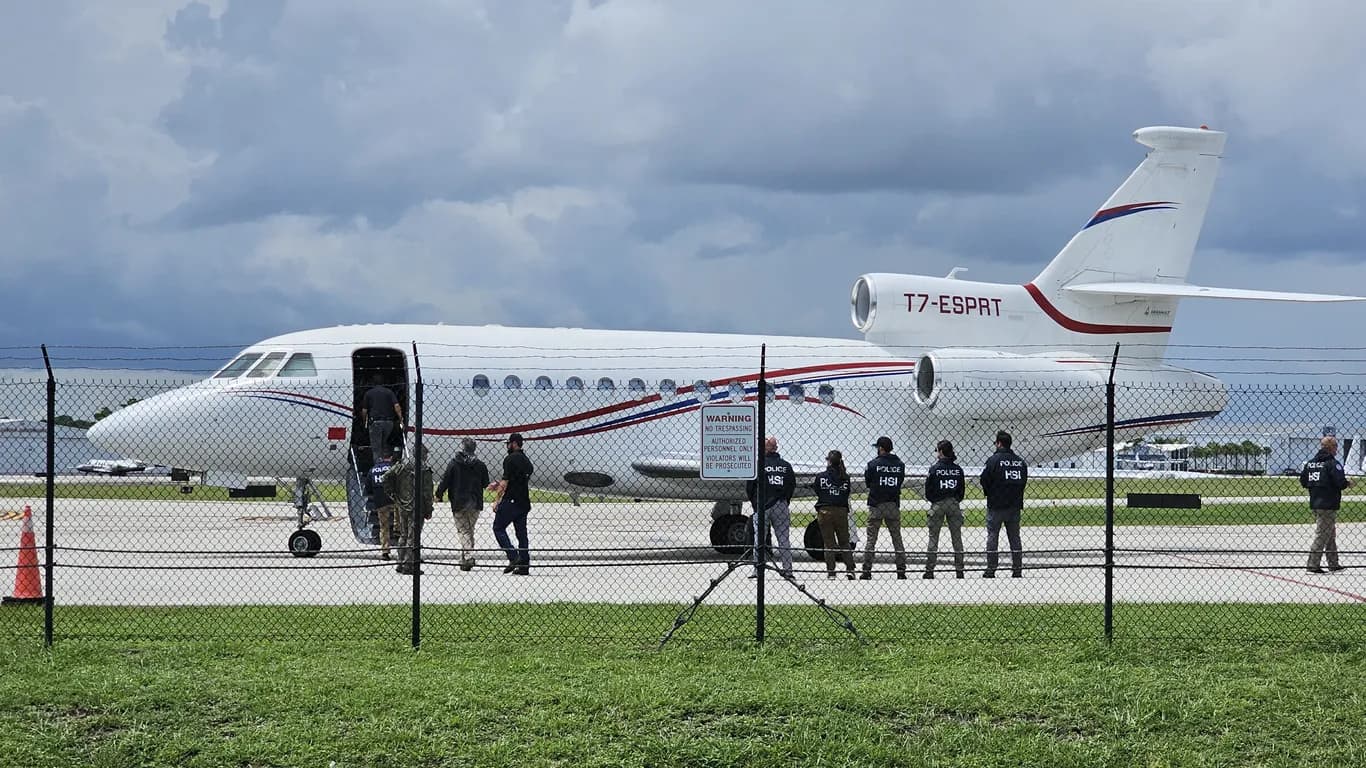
[
  {"left": 861, "top": 436, "right": 908, "bottom": 579},
  {"left": 1299, "top": 435, "right": 1352, "bottom": 574},
  {"left": 979, "top": 430, "right": 1028, "bottom": 578},
  {"left": 923, "top": 440, "right": 966, "bottom": 579},
  {"left": 746, "top": 436, "right": 797, "bottom": 579},
  {"left": 810, "top": 450, "right": 856, "bottom": 580}
]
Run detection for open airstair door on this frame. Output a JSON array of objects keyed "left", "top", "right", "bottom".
[
  {"left": 346, "top": 347, "right": 409, "bottom": 546},
  {"left": 344, "top": 446, "right": 380, "bottom": 546}
]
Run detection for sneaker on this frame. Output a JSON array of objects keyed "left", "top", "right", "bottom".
[
  {"left": 1328, "top": 565, "right": 1347, "bottom": 572},
  {"left": 380, "top": 552, "right": 391, "bottom": 561},
  {"left": 983, "top": 571, "right": 996, "bottom": 579},
  {"left": 955, "top": 572, "right": 965, "bottom": 579},
  {"left": 846, "top": 573, "right": 856, "bottom": 581},
  {"left": 896, "top": 572, "right": 907, "bottom": 580},
  {"left": 459, "top": 561, "right": 474, "bottom": 572},
  {"left": 1011, "top": 572, "right": 1023, "bottom": 579},
  {"left": 922, "top": 572, "right": 934, "bottom": 580},
  {"left": 1306, "top": 567, "right": 1327, "bottom": 574},
  {"left": 512, "top": 567, "right": 529, "bottom": 576},
  {"left": 858, "top": 573, "right": 872, "bottom": 580},
  {"left": 503, "top": 564, "right": 517, "bottom": 574},
  {"left": 826, "top": 573, "right": 837, "bottom": 580}
]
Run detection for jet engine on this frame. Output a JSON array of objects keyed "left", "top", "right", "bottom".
[{"left": 912, "top": 348, "right": 1107, "bottom": 420}]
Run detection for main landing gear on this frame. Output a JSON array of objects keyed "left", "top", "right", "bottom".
[
  {"left": 708, "top": 501, "right": 753, "bottom": 556},
  {"left": 288, "top": 477, "right": 333, "bottom": 558}
]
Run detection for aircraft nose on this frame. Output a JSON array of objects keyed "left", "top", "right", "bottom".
[{"left": 86, "top": 391, "right": 184, "bottom": 464}]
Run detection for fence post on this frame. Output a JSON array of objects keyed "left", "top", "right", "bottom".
[
  {"left": 1105, "top": 344, "right": 1119, "bottom": 644},
  {"left": 41, "top": 345, "right": 55, "bottom": 647},
  {"left": 755, "top": 344, "right": 767, "bottom": 644},
  {"left": 411, "top": 342, "right": 423, "bottom": 650}
]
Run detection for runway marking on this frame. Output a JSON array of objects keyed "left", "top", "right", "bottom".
[{"left": 1166, "top": 553, "right": 1366, "bottom": 603}]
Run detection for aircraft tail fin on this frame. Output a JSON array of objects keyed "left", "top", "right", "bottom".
[{"left": 1035, "top": 126, "right": 1226, "bottom": 292}]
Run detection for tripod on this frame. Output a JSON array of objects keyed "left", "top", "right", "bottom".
[{"left": 658, "top": 530, "right": 865, "bottom": 648}]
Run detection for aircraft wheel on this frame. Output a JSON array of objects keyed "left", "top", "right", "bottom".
[
  {"left": 289, "top": 529, "right": 321, "bottom": 558},
  {"left": 803, "top": 520, "right": 825, "bottom": 562},
  {"left": 709, "top": 514, "right": 753, "bottom": 556}
]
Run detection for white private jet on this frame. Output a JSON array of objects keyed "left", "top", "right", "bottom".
[
  {"left": 88, "top": 126, "right": 1364, "bottom": 557},
  {"left": 75, "top": 458, "right": 155, "bottom": 476}
]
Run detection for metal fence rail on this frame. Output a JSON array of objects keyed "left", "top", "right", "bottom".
[{"left": 0, "top": 344, "right": 1362, "bottom": 645}]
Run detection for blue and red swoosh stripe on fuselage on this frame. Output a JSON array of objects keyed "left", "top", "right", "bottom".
[
  {"left": 1041, "top": 410, "right": 1222, "bottom": 438},
  {"left": 226, "top": 361, "right": 917, "bottom": 440}
]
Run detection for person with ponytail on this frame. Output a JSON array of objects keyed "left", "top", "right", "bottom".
[
  {"left": 923, "top": 439, "right": 966, "bottom": 578},
  {"left": 811, "top": 449, "right": 856, "bottom": 579}
]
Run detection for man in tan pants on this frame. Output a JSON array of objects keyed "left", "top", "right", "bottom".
[{"left": 436, "top": 438, "right": 490, "bottom": 571}]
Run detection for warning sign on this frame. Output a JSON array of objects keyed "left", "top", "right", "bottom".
[{"left": 699, "top": 404, "right": 757, "bottom": 480}]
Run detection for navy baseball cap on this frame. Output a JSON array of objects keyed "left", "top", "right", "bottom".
[{"left": 873, "top": 436, "right": 893, "bottom": 450}]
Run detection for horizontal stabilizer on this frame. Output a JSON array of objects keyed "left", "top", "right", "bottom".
[{"left": 1063, "top": 282, "right": 1366, "bottom": 303}]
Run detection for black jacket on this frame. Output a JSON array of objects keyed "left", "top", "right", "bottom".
[
  {"left": 746, "top": 451, "right": 795, "bottom": 510},
  {"left": 864, "top": 453, "right": 906, "bottom": 505},
  {"left": 980, "top": 448, "right": 1028, "bottom": 510},
  {"left": 810, "top": 469, "right": 851, "bottom": 508},
  {"left": 366, "top": 458, "right": 395, "bottom": 507},
  {"left": 436, "top": 452, "right": 490, "bottom": 511},
  {"left": 1300, "top": 449, "right": 1350, "bottom": 510},
  {"left": 924, "top": 458, "right": 965, "bottom": 503}
]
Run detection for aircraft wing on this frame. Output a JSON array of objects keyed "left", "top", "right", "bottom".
[
  {"left": 631, "top": 453, "right": 828, "bottom": 483},
  {"left": 1063, "top": 282, "right": 1366, "bottom": 302}
]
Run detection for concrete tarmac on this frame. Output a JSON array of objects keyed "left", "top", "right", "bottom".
[{"left": 1, "top": 497, "right": 1362, "bottom": 606}]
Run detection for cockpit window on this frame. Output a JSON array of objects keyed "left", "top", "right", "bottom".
[
  {"left": 277, "top": 353, "right": 318, "bottom": 378},
  {"left": 214, "top": 353, "right": 262, "bottom": 379},
  {"left": 246, "top": 352, "right": 287, "bottom": 378}
]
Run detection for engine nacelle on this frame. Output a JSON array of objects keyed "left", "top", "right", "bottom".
[
  {"left": 851, "top": 273, "right": 1030, "bottom": 350},
  {"left": 912, "top": 348, "right": 1107, "bottom": 420}
]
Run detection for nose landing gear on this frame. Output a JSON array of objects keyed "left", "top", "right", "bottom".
[{"left": 287, "top": 477, "right": 332, "bottom": 557}]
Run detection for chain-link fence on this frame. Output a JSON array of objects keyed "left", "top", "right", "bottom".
[{"left": 1, "top": 347, "right": 1362, "bottom": 645}]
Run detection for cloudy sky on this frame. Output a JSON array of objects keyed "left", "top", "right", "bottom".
[{"left": 2, "top": 0, "right": 1365, "bottom": 377}]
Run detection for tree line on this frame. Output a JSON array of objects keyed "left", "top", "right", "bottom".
[{"left": 52, "top": 398, "right": 141, "bottom": 430}]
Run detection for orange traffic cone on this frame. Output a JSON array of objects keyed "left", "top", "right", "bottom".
[{"left": 3, "top": 505, "right": 44, "bottom": 605}]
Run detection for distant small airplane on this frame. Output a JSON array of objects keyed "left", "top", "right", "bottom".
[
  {"left": 76, "top": 458, "right": 153, "bottom": 476},
  {"left": 89, "top": 125, "right": 1366, "bottom": 557}
]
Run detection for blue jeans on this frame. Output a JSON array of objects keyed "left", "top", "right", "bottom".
[{"left": 493, "top": 500, "right": 530, "bottom": 567}]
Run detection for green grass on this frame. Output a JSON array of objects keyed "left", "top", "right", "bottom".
[{"left": 0, "top": 605, "right": 1361, "bottom": 767}]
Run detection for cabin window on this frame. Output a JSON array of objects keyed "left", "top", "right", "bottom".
[
  {"left": 566, "top": 376, "right": 585, "bottom": 391},
  {"left": 504, "top": 375, "right": 522, "bottom": 390},
  {"left": 628, "top": 378, "right": 647, "bottom": 395},
  {"left": 245, "top": 352, "right": 287, "bottom": 378},
  {"left": 818, "top": 383, "right": 835, "bottom": 405},
  {"left": 214, "top": 353, "right": 262, "bottom": 379},
  {"left": 534, "top": 376, "right": 553, "bottom": 391},
  {"left": 472, "top": 374, "right": 491, "bottom": 396},
  {"left": 659, "top": 379, "right": 677, "bottom": 401},
  {"left": 787, "top": 383, "right": 805, "bottom": 404},
  {"left": 727, "top": 381, "right": 745, "bottom": 402},
  {"left": 764, "top": 383, "right": 776, "bottom": 402},
  {"left": 277, "top": 353, "right": 318, "bottom": 378},
  {"left": 597, "top": 377, "right": 615, "bottom": 391},
  {"left": 693, "top": 380, "right": 711, "bottom": 404}
]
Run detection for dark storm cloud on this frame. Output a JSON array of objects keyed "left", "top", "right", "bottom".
[{"left": 0, "top": 0, "right": 1363, "bottom": 357}]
